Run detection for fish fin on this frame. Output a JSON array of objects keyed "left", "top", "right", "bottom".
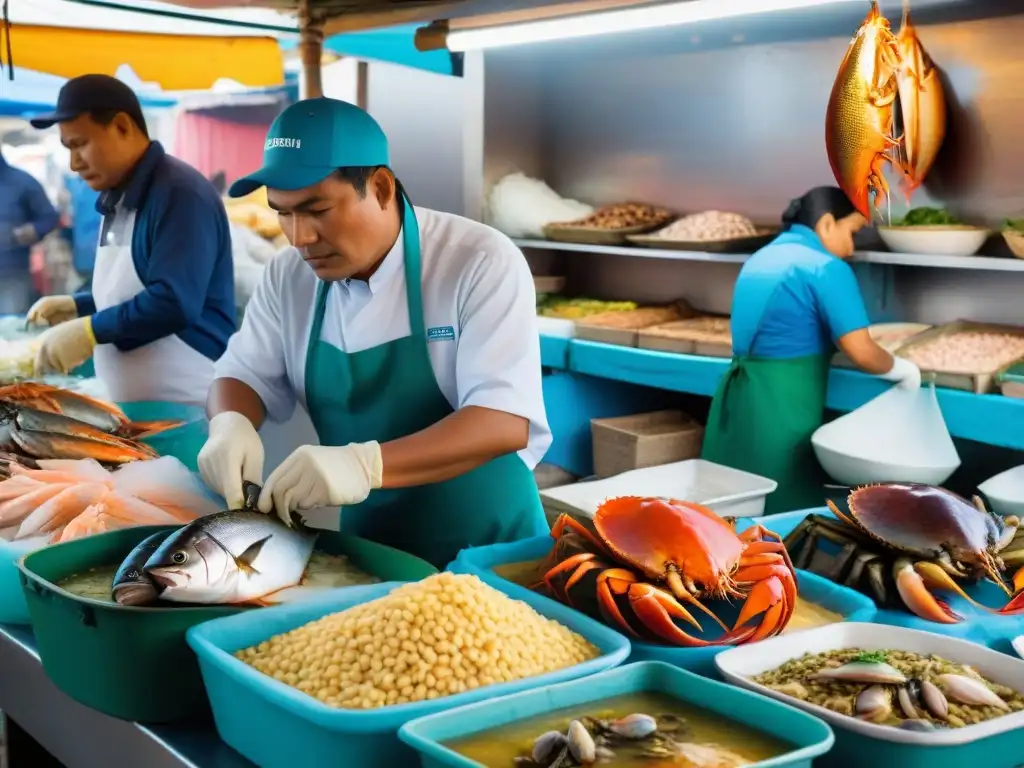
[
  {"left": 254, "top": 586, "right": 340, "bottom": 605},
  {"left": 234, "top": 535, "right": 272, "bottom": 575}
]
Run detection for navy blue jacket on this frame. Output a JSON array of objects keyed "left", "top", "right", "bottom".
[
  {"left": 0, "top": 152, "right": 59, "bottom": 273},
  {"left": 72, "top": 142, "right": 236, "bottom": 360}
]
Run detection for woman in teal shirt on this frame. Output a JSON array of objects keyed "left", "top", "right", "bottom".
[{"left": 703, "top": 186, "right": 921, "bottom": 515}]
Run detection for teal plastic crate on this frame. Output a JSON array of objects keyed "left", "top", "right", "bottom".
[
  {"left": 0, "top": 538, "right": 46, "bottom": 623},
  {"left": 449, "top": 534, "right": 877, "bottom": 678},
  {"left": 759, "top": 507, "right": 1024, "bottom": 652},
  {"left": 118, "top": 401, "right": 208, "bottom": 473},
  {"left": 398, "top": 661, "right": 835, "bottom": 768},
  {"left": 186, "top": 573, "right": 632, "bottom": 768}
]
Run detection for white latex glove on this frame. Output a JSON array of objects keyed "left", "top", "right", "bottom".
[
  {"left": 13, "top": 223, "right": 38, "bottom": 246},
  {"left": 198, "top": 411, "right": 265, "bottom": 510},
  {"left": 880, "top": 356, "right": 922, "bottom": 391},
  {"left": 27, "top": 295, "right": 77, "bottom": 327},
  {"left": 258, "top": 441, "right": 383, "bottom": 526}
]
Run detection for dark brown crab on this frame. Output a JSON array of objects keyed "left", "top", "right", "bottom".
[{"left": 784, "top": 483, "right": 1024, "bottom": 623}]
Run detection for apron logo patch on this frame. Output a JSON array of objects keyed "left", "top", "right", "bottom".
[{"left": 426, "top": 326, "right": 456, "bottom": 343}]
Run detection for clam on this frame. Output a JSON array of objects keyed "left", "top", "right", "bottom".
[
  {"left": 532, "top": 731, "right": 566, "bottom": 764},
  {"left": 937, "top": 674, "right": 1011, "bottom": 711},
  {"left": 567, "top": 720, "right": 596, "bottom": 764},
  {"left": 814, "top": 661, "right": 906, "bottom": 684},
  {"left": 899, "top": 719, "right": 938, "bottom": 732},
  {"left": 897, "top": 686, "right": 919, "bottom": 719},
  {"left": 919, "top": 679, "right": 948, "bottom": 720},
  {"left": 595, "top": 746, "right": 615, "bottom": 764},
  {"left": 856, "top": 685, "right": 892, "bottom": 723},
  {"left": 609, "top": 713, "right": 658, "bottom": 739},
  {"left": 654, "top": 712, "right": 687, "bottom": 733}
]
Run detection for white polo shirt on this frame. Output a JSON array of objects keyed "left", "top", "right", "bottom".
[{"left": 215, "top": 206, "right": 552, "bottom": 469}]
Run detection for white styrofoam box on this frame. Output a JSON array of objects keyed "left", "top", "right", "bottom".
[
  {"left": 716, "top": 622, "right": 1024, "bottom": 746},
  {"left": 978, "top": 465, "right": 1024, "bottom": 517},
  {"left": 539, "top": 459, "right": 777, "bottom": 520},
  {"left": 536, "top": 316, "right": 576, "bottom": 339},
  {"left": 812, "top": 385, "right": 960, "bottom": 486}
]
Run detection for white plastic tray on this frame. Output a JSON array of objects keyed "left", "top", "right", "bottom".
[
  {"left": 539, "top": 459, "right": 777, "bottom": 519},
  {"left": 978, "top": 464, "right": 1024, "bottom": 517},
  {"left": 715, "top": 621, "right": 1024, "bottom": 747},
  {"left": 536, "top": 316, "right": 576, "bottom": 339}
]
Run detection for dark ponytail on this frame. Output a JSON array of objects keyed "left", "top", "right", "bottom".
[{"left": 781, "top": 186, "right": 858, "bottom": 231}]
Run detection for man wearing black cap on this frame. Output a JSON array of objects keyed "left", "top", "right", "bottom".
[{"left": 26, "top": 74, "right": 236, "bottom": 408}]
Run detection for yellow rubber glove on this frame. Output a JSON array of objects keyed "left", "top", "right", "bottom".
[
  {"left": 34, "top": 317, "right": 97, "bottom": 375},
  {"left": 257, "top": 442, "right": 383, "bottom": 526},
  {"left": 26, "top": 295, "right": 78, "bottom": 327}
]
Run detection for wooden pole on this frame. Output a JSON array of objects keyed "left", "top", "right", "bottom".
[{"left": 298, "top": 0, "right": 325, "bottom": 99}]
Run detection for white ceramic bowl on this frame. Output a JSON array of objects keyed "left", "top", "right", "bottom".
[
  {"left": 877, "top": 225, "right": 990, "bottom": 257},
  {"left": 812, "top": 441, "right": 958, "bottom": 486},
  {"left": 715, "top": 621, "right": 1024, "bottom": 746},
  {"left": 978, "top": 465, "right": 1024, "bottom": 517}
]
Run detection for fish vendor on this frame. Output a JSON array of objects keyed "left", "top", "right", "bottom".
[
  {"left": 702, "top": 186, "right": 921, "bottom": 515},
  {"left": 26, "top": 74, "right": 235, "bottom": 406},
  {"left": 198, "top": 98, "right": 550, "bottom": 568}
]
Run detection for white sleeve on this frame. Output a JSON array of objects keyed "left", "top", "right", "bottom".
[
  {"left": 455, "top": 237, "right": 551, "bottom": 463},
  {"left": 215, "top": 257, "right": 297, "bottom": 423}
]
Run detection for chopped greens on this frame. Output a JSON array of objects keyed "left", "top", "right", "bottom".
[
  {"left": 853, "top": 650, "right": 890, "bottom": 664},
  {"left": 894, "top": 207, "right": 962, "bottom": 226},
  {"left": 1004, "top": 218, "right": 1024, "bottom": 233}
]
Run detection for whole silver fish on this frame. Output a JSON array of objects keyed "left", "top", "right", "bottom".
[
  {"left": 144, "top": 497, "right": 318, "bottom": 605},
  {"left": 112, "top": 529, "right": 173, "bottom": 606}
]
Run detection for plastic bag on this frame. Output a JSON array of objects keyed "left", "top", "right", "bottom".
[{"left": 812, "top": 384, "right": 961, "bottom": 486}]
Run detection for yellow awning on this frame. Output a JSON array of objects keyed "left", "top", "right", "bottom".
[{"left": 1, "top": 24, "right": 284, "bottom": 90}]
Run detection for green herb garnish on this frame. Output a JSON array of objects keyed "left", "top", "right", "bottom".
[
  {"left": 854, "top": 650, "right": 889, "bottom": 664},
  {"left": 1004, "top": 218, "right": 1024, "bottom": 233},
  {"left": 894, "top": 207, "right": 962, "bottom": 226}
]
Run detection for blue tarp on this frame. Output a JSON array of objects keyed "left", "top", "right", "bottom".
[
  {"left": 0, "top": 67, "right": 179, "bottom": 117},
  {"left": 283, "top": 25, "right": 461, "bottom": 78}
]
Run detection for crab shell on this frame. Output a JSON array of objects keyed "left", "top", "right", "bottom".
[
  {"left": 594, "top": 496, "right": 743, "bottom": 590},
  {"left": 844, "top": 483, "right": 1010, "bottom": 563}
]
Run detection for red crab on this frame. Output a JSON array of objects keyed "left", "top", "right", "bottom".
[{"left": 537, "top": 496, "right": 798, "bottom": 646}]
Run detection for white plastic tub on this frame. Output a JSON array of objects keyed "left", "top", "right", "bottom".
[
  {"left": 715, "top": 622, "right": 1024, "bottom": 748},
  {"left": 535, "top": 316, "right": 575, "bottom": 339},
  {"left": 539, "top": 458, "right": 777, "bottom": 520},
  {"left": 978, "top": 465, "right": 1024, "bottom": 517}
]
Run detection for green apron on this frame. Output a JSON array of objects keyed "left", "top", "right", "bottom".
[
  {"left": 303, "top": 197, "right": 547, "bottom": 568},
  {"left": 702, "top": 241, "right": 834, "bottom": 515}
]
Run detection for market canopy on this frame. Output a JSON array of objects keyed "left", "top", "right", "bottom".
[{"left": 0, "top": 66, "right": 178, "bottom": 117}]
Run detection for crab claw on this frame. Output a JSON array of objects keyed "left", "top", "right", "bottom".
[
  {"left": 1013, "top": 565, "right": 1024, "bottom": 595},
  {"left": 628, "top": 583, "right": 718, "bottom": 647},
  {"left": 913, "top": 561, "right": 990, "bottom": 612},
  {"left": 894, "top": 558, "right": 962, "bottom": 624},
  {"left": 729, "top": 575, "right": 789, "bottom": 643},
  {"left": 998, "top": 590, "right": 1024, "bottom": 615}
]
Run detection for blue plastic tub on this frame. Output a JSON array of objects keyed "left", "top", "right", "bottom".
[
  {"left": 118, "top": 401, "right": 208, "bottom": 473},
  {"left": 186, "top": 574, "right": 631, "bottom": 768},
  {"left": 0, "top": 538, "right": 46, "bottom": 624},
  {"left": 398, "top": 661, "right": 835, "bottom": 768},
  {"left": 449, "top": 534, "right": 877, "bottom": 677},
  {"left": 758, "top": 507, "right": 1024, "bottom": 652}
]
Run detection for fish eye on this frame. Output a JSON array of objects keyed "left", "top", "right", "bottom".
[{"left": 171, "top": 551, "right": 188, "bottom": 565}]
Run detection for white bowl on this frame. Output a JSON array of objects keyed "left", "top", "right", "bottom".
[
  {"left": 978, "top": 465, "right": 1024, "bottom": 517},
  {"left": 812, "top": 441, "right": 957, "bottom": 486},
  {"left": 877, "top": 225, "right": 990, "bottom": 257},
  {"left": 715, "top": 621, "right": 1024, "bottom": 746}
]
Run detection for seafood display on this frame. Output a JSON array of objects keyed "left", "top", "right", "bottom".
[
  {"left": 899, "top": 330, "right": 1024, "bottom": 375},
  {"left": 0, "top": 456, "right": 217, "bottom": 544},
  {"left": 647, "top": 212, "right": 760, "bottom": 242},
  {"left": 448, "top": 692, "right": 787, "bottom": 766},
  {"left": 576, "top": 306, "right": 688, "bottom": 331},
  {"left": 894, "top": 9, "right": 947, "bottom": 197},
  {"left": 639, "top": 317, "right": 733, "bottom": 357},
  {"left": 537, "top": 498, "right": 797, "bottom": 646},
  {"left": 825, "top": 1, "right": 902, "bottom": 219},
  {"left": 0, "top": 382, "right": 182, "bottom": 465},
  {"left": 784, "top": 484, "right": 1024, "bottom": 623},
  {"left": 547, "top": 204, "right": 673, "bottom": 232},
  {"left": 235, "top": 572, "right": 599, "bottom": 709},
  {"left": 755, "top": 648, "right": 1024, "bottom": 729}
]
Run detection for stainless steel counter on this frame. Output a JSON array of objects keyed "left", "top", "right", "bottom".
[{"left": 0, "top": 624, "right": 252, "bottom": 768}]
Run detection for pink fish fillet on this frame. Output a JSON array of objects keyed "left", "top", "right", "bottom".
[
  {"left": 0, "top": 476, "right": 44, "bottom": 503},
  {"left": 9, "top": 467, "right": 108, "bottom": 486},
  {"left": 59, "top": 503, "right": 130, "bottom": 542},
  {"left": 102, "top": 493, "right": 184, "bottom": 526},
  {"left": 36, "top": 459, "right": 112, "bottom": 482},
  {"left": 0, "top": 483, "right": 73, "bottom": 526},
  {"left": 131, "top": 489, "right": 214, "bottom": 522},
  {"left": 16, "top": 483, "right": 109, "bottom": 539}
]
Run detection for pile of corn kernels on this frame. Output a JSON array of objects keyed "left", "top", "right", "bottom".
[{"left": 235, "top": 572, "right": 600, "bottom": 710}]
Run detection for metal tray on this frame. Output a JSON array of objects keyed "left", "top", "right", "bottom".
[
  {"left": 893, "top": 319, "right": 1024, "bottom": 394},
  {"left": 832, "top": 322, "right": 933, "bottom": 370},
  {"left": 542, "top": 219, "right": 670, "bottom": 246},
  {"left": 625, "top": 228, "right": 777, "bottom": 252}
]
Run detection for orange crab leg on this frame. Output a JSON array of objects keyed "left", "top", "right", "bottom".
[
  {"left": 628, "top": 583, "right": 719, "bottom": 647},
  {"left": 999, "top": 591, "right": 1024, "bottom": 615},
  {"left": 894, "top": 559, "right": 962, "bottom": 624},
  {"left": 1014, "top": 565, "right": 1024, "bottom": 595},
  {"left": 594, "top": 569, "right": 643, "bottom": 638},
  {"left": 727, "top": 575, "right": 791, "bottom": 643},
  {"left": 536, "top": 552, "right": 598, "bottom": 600},
  {"left": 549, "top": 514, "right": 610, "bottom": 556},
  {"left": 733, "top": 562, "right": 797, "bottom": 627}
]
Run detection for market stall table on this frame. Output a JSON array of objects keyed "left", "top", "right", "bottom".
[{"left": 0, "top": 624, "right": 252, "bottom": 768}]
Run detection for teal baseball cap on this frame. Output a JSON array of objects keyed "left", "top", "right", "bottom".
[{"left": 228, "top": 97, "right": 390, "bottom": 198}]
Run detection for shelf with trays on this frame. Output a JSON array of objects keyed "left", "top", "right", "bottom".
[
  {"left": 516, "top": 238, "right": 1024, "bottom": 271},
  {"left": 539, "top": 335, "right": 1024, "bottom": 452}
]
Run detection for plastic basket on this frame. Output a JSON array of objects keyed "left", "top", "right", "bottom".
[
  {"left": 186, "top": 573, "right": 631, "bottom": 768},
  {"left": 398, "top": 661, "right": 834, "bottom": 767},
  {"left": 448, "top": 534, "right": 877, "bottom": 678},
  {"left": 18, "top": 526, "right": 436, "bottom": 723}
]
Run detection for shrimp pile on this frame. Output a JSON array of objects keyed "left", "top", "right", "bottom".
[{"left": 0, "top": 456, "right": 220, "bottom": 545}]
